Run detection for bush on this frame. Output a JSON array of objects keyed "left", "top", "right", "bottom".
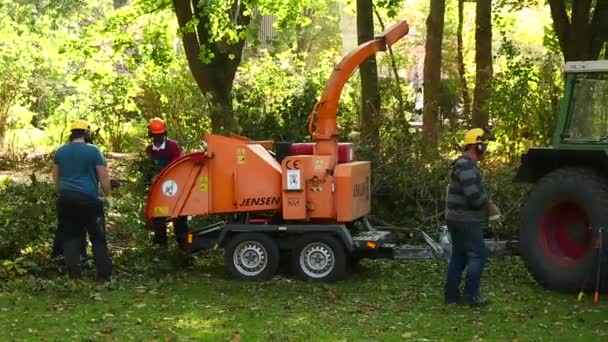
[
  {"left": 369, "top": 129, "right": 527, "bottom": 240},
  {"left": 232, "top": 50, "right": 359, "bottom": 142},
  {"left": 0, "top": 175, "right": 57, "bottom": 261}
]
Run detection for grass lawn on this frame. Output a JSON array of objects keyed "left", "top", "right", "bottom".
[{"left": 1, "top": 254, "right": 607, "bottom": 341}]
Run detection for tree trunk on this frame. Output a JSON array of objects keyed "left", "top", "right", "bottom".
[
  {"left": 173, "top": 0, "right": 250, "bottom": 133},
  {"left": 457, "top": 0, "right": 470, "bottom": 123},
  {"left": 113, "top": 0, "right": 128, "bottom": 9},
  {"left": 548, "top": 0, "right": 608, "bottom": 61},
  {"left": 357, "top": 0, "right": 381, "bottom": 150},
  {"left": 422, "top": 0, "right": 445, "bottom": 147},
  {"left": 472, "top": 0, "right": 492, "bottom": 129}
]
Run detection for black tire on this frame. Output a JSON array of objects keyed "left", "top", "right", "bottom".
[
  {"left": 223, "top": 233, "right": 279, "bottom": 281},
  {"left": 519, "top": 167, "right": 608, "bottom": 293},
  {"left": 292, "top": 234, "right": 347, "bottom": 282}
]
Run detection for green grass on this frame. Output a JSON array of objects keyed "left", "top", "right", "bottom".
[{"left": 1, "top": 255, "right": 607, "bottom": 341}]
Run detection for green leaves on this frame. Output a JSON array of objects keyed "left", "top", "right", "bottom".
[{"left": 0, "top": 177, "right": 56, "bottom": 261}]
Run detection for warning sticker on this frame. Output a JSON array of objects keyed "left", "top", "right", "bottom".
[
  {"left": 153, "top": 206, "right": 169, "bottom": 216},
  {"left": 237, "top": 148, "right": 246, "bottom": 164},
  {"left": 314, "top": 159, "right": 324, "bottom": 170},
  {"left": 200, "top": 176, "right": 209, "bottom": 192},
  {"left": 287, "top": 169, "right": 301, "bottom": 190},
  {"left": 162, "top": 180, "right": 178, "bottom": 197}
]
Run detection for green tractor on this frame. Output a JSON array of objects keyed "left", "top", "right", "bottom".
[{"left": 515, "top": 61, "right": 608, "bottom": 293}]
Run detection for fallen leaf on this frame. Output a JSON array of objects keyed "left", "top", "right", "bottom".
[
  {"left": 359, "top": 304, "right": 382, "bottom": 313},
  {"left": 326, "top": 287, "right": 338, "bottom": 304},
  {"left": 135, "top": 303, "right": 147, "bottom": 309},
  {"left": 402, "top": 332, "right": 414, "bottom": 339},
  {"left": 230, "top": 331, "right": 241, "bottom": 342}
]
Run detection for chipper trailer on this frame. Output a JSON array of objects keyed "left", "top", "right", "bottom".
[{"left": 144, "top": 19, "right": 451, "bottom": 282}]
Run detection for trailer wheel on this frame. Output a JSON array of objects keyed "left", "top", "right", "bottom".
[
  {"left": 520, "top": 167, "right": 608, "bottom": 292},
  {"left": 292, "top": 234, "right": 347, "bottom": 282},
  {"left": 224, "top": 233, "right": 279, "bottom": 281}
]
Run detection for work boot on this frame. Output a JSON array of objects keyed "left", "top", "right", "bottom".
[{"left": 466, "top": 296, "right": 491, "bottom": 307}]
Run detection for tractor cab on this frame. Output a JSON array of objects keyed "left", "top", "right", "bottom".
[
  {"left": 515, "top": 60, "right": 608, "bottom": 184},
  {"left": 553, "top": 60, "right": 608, "bottom": 148}
]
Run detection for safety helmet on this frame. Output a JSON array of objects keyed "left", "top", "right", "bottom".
[
  {"left": 148, "top": 117, "right": 166, "bottom": 134},
  {"left": 463, "top": 128, "right": 490, "bottom": 146},
  {"left": 70, "top": 119, "right": 90, "bottom": 131}
]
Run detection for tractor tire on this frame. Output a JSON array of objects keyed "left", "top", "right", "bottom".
[
  {"left": 224, "top": 233, "right": 279, "bottom": 281},
  {"left": 292, "top": 233, "right": 347, "bottom": 282},
  {"left": 519, "top": 167, "right": 608, "bottom": 293}
]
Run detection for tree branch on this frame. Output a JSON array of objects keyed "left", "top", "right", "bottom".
[
  {"left": 125, "top": 2, "right": 172, "bottom": 26},
  {"left": 372, "top": 5, "right": 407, "bottom": 121}
]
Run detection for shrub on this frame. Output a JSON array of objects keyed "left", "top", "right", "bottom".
[{"left": 0, "top": 175, "right": 57, "bottom": 260}]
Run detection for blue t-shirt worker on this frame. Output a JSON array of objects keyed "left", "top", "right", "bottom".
[{"left": 52, "top": 119, "right": 113, "bottom": 283}]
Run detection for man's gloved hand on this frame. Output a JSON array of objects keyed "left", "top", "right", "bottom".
[{"left": 488, "top": 200, "right": 502, "bottom": 222}]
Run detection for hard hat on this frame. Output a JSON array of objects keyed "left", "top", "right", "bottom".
[
  {"left": 148, "top": 117, "right": 166, "bottom": 134},
  {"left": 463, "top": 128, "right": 490, "bottom": 146},
  {"left": 70, "top": 119, "right": 90, "bottom": 131}
]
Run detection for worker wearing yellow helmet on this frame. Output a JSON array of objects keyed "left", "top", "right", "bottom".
[
  {"left": 443, "top": 127, "right": 494, "bottom": 307},
  {"left": 52, "top": 119, "right": 113, "bottom": 283}
]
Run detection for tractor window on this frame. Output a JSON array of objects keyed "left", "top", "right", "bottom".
[{"left": 565, "top": 73, "right": 608, "bottom": 142}]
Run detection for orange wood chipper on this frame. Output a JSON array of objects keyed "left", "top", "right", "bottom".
[{"left": 144, "top": 19, "right": 429, "bottom": 281}]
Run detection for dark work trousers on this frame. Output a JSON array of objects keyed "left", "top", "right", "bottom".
[
  {"left": 57, "top": 191, "right": 112, "bottom": 280},
  {"left": 51, "top": 222, "right": 87, "bottom": 258},
  {"left": 444, "top": 220, "right": 488, "bottom": 303},
  {"left": 152, "top": 216, "right": 188, "bottom": 249}
]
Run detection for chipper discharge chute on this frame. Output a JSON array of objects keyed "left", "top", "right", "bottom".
[{"left": 144, "top": 19, "right": 443, "bottom": 282}]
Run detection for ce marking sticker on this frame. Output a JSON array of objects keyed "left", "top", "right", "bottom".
[{"left": 286, "top": 160, "right": 300, "bottom": 170}]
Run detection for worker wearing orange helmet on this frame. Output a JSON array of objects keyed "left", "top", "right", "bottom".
[
  {"left": 145, "top": 117, "right": 188, "bottom": 250},
  {"left": 443, "top": 128, "right": 498, "bottom": 307}
]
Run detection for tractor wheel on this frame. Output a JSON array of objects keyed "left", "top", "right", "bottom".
[
  {"left": 224, "top": 233, "right": 279, "bottom": 281},
  {"left": 519, "top": 167, "right": 608, "bottom": 293},
  {"left": 292, "top": 234, "right": 347, "bottom": 282}
]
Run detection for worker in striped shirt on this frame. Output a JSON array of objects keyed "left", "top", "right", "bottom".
[{"left": 443, "top": 128, "right": 499, "bottom": 307}]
